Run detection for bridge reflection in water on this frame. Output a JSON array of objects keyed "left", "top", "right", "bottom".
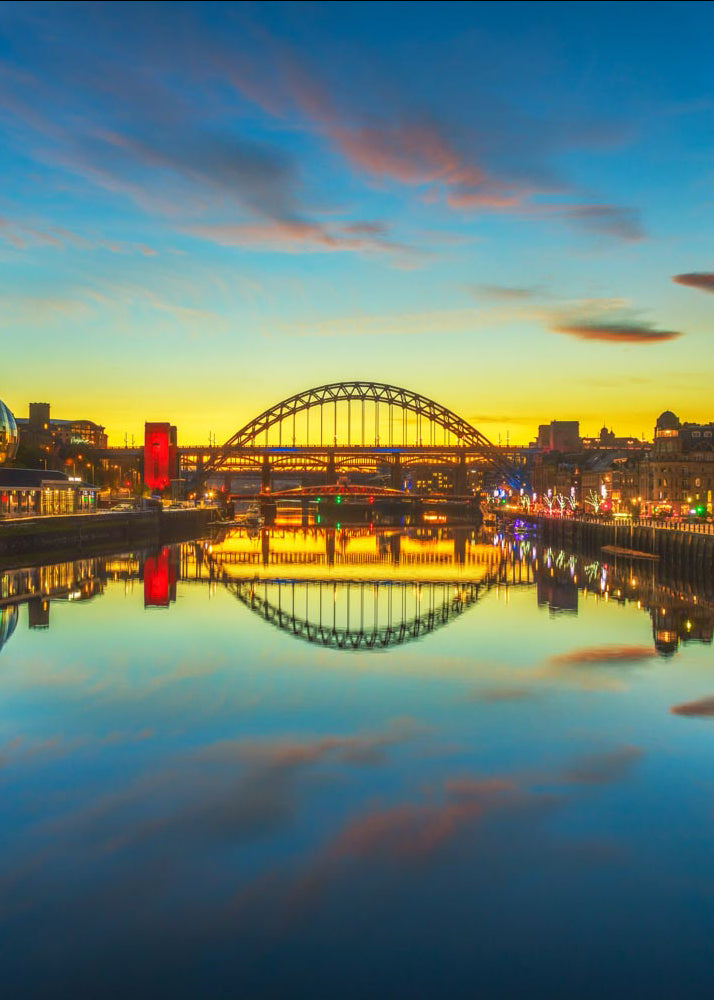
[
  {"left": 2, "top": 526, "right": 714, "bottom": 657},
  {"left": 228, "top": 578, "right": 482, "bottom": 650},
  {"left": 190, "top": 525, "right": 523, "bottom": 650}
]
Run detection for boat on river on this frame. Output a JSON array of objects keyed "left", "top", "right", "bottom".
[{"left": 236, "top": 503, "right": 264, "bottom": 528}]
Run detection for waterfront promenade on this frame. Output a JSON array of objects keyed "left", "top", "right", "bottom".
[{"left": 499, "top": 509, "right": 714, "bottom": 565}]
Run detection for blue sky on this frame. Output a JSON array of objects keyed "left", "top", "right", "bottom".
[{"left": 0, "top": 1, "right": 712, "bottom": 443}]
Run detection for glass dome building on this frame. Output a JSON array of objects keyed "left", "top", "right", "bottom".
[{"left": 0, "top": 398, "right": 19, "bottom": 464}]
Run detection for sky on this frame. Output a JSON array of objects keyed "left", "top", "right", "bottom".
[{"left": 0, "top": 0, "right": 712, "bottom": 445}]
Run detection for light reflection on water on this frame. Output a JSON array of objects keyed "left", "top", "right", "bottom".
[{"left": 1, "top": 525, "right": 714, "bottom": 998}]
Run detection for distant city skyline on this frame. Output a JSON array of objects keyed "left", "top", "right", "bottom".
[{"left": 2, "top": 1, "right": 713, "bottom": 443}]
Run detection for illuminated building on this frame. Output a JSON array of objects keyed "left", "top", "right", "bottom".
[
  {"left": 16, "top": 402, "right": 108, "bottom": 450},
  {"left": 580, "top": 452, "right": 645, "bottom": 511},
  {"left": 144, "top": 423, "right": 178, "bottom": 491},
  {"left": 643, "top": 411, "right": 714, "bottom": 514},
  {"left": 581, "top": 425, "right": 648, "bottom": 450},
  {"left": 412, "top": 466, "right": 454, "bottom": 493},
  {"left": 0, "top": 468, "right": 97, "bottom": 517},
  {"left": 531, "top": 452, "right": 581, "bottom": 501}
]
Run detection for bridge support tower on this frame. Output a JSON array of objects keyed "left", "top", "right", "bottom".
[
  {"left": 261, "top": 454, "right": 271, "bottom": 494},
  {"left": 454, "top": 451, "right": 467, "bottom": 495},
  {"left": 391, "top": 453, "right": 402, "bottom": 491}
]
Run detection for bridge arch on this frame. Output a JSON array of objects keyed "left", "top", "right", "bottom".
[{"left": 204, "top": 381, "right": 521, "bottom": 485}]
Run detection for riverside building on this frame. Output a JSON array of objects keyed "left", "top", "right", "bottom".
[{"left": 0, "top": 396, "right": 97, "bottom": 517}]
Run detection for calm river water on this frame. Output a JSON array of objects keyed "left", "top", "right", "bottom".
[{"left": 2, "top": 525, "right": 714, "bottom": 998}]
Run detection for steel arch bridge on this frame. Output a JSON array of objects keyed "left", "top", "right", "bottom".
[
  {"left": 199, "top": 381, "right": 524, "bottom": 488},
  {"left": 225, "top": 577, "right": 482, "bottom": 651}
]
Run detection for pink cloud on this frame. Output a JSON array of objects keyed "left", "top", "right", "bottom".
[
  {"left": 549, "top": 645, "right": 655, "bottom": 665},
  {"left": 331, "top": 123, "right": 483, "bottom": 187},
  {"left": 446, "top": 189, "right": 522, "bottom": 209},
  {"left": 552, "top": 323, "right": 682, "bottom": 344},
  {"left": 671, "top": 696, "right": 714, "bottom": 717},
  {"left": 185, "top": 218, "right": 416, "bottom": 258},
  {"left": 672, "top": 272, "right": 714, "bottom": 294},
  {"left": 325, "top": 777, "right": 527, "bottom": 862}
]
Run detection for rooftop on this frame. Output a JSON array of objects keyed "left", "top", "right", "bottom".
[{"left": 0, "top": 468, "right": 95, "bottom": 489}]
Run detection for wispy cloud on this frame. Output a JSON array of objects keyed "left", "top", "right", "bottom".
[
  {"left": 324, "top": 778, "right": 524, "bottom": 862},
  {"left": 0, "top": 725, "right": 639, "bottom": 983},
  {"left": 548, "top": 645, "right": 655, "bottom": 665},
  {"left": 0, "top": 214, "right": 160, "bottom": 256},
  {"left": 470, "top": 686, "right": 539, "bottom": 703},
  {"left": 184, "top": 219, "right": 416, "bottom": 259},
  {"left": 467, "top": 284, "right": 545, "bottom": 302},
  {"left": 552, "top": 321, "right": 683, "bottom": 344},
  {"left": 0, "top": 3, "right": 644, "bottom": 255},
  {"left": 671, "top": 696, "right": 714, "bottom": 717},
  {"left": 548, "top": 203, "right": 644, "bottom": 241},
  {"left": 672, "top": 272, "right": 714, "bottom": 294},
  {"left": 561, "top": 746, "right": 643, "bottom": 785},
  {"left": 0, "top": 20, "right": 406, "bottom": 261},
  {"left": 0, "top": 215, "right": 63, "bottom": 249}
]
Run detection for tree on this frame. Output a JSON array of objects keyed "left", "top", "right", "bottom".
[{"left": 585, "top": 490, "right": 602, "bottom": 514}]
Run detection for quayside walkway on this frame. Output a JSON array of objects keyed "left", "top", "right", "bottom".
[{"left": 499, "top": 511, "right": 714, "bottom": 566}]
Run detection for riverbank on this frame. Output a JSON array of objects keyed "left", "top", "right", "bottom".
[
  {"left": 0, "top": 507, "right": 218, "bottom": 559},
  {"left": 503, "top": 511, "right": 714, "bottom": 571}
]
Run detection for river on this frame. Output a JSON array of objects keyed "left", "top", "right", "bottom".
[{"left": 1, "top": 524, "right": 713, "bottom": 998}]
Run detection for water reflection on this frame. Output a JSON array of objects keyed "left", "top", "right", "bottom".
[
  {"left": 3, "top": 526, "right": 714, "bottom": 997},
  {"left": 2, "top": 526, "right": 713, "bottom": 658}
]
